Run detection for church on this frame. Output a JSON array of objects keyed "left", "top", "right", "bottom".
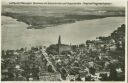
[
  {"left": 46, "top": 35, "right": 72, "bottom": 55},
  {"left": 57, "top": 35, "right": 72, "bottom": 55}
]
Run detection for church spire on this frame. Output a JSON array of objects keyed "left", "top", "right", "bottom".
[
  {"left": 58, "top": 35, "right": 61, "bottom": 55},
  {"left": 58, "top": 35, "right": 61, "bottom": 45}
]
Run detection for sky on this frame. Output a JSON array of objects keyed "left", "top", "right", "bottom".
[{"left": 2, "top": 0, "right": 125, "bottom": 7}]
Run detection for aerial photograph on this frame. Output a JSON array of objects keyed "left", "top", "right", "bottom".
[{"left": 1, "top": 0, "right": 126, "bottom": 81}]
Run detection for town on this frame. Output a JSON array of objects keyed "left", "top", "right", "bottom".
[{"left": 1, "top": 24, "right": 125, "bottom": 81}]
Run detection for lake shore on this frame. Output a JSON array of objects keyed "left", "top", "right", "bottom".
[{"left": 2, "top": 12, "right": 124, "bottom": 29}]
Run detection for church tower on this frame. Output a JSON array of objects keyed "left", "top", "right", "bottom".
[
  {"left": 58, "top": 35, "right": 61, "bottom": 45},
  {"left": 58, "top": 35, "right": 61, "bottom": 55}
]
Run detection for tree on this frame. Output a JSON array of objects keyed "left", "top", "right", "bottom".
[
  {"left": 109, "top": 67, "right": 118, "bottom": 81},
  {"left": 60, "top": 67, "right": 67, "bottom": 80},
  {"left": 48, "top": 65, "right": 54, "bottom": 73},
  {"left": 89, "top": 67, "right": 96, "bottom": 75},
  {"left": 109, "top": 63, "right": 118, "bottom": 81}
]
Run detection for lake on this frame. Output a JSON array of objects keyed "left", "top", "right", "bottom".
[{"left": 1, "top": 16, "right": 125, "bottom": 50}]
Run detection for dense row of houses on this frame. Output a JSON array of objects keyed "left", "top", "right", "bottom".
[{"left": 1, "top": 24, "right": 125, "bottom": 81}]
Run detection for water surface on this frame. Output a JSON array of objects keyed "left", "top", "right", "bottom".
[{"left": 2, "top": 16, "right": 125, "bottom": 50}]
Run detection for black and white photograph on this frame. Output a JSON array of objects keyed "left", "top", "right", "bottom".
[{"left": 1, "top": 0, "right": 127, "bottom": 81}]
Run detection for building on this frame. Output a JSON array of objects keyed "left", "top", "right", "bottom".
[{"left": 57, "top": 35, "right": 72, "bottom": 55}]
